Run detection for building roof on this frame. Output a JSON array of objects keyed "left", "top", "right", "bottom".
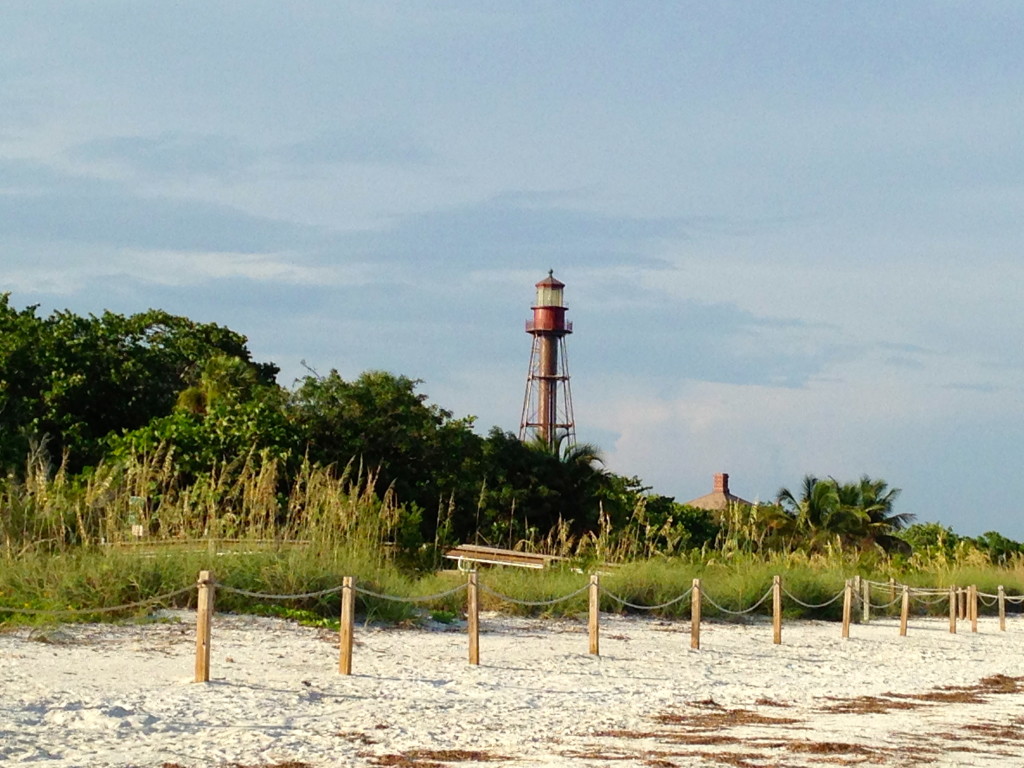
[{"left": 683, "top": 473, "right": 755, "bottom": 510}]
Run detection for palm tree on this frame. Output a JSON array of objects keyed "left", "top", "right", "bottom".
[
  {"left": 776, "top": 475, "right": 864, "bottom": 550},
  {"left": 175, "top": 354, "right": 262, "bottom": 415},
  {"left": 523, "top": 438, "right": 612, "bottom": 538},
  {"left": 838, "top": 475, "right": 912, "bottom": 554}
]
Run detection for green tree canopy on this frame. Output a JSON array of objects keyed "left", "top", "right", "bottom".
[
  {"left": 289, "top": 370, "right": 483, "bottom": 540},
  {"left": 1, "top": 295, "right": 278, "bottom": 471},
  {"left": 775, "top": 474, "right": 909, "bottom": 554}
]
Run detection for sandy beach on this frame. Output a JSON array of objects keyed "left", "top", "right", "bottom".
[{"left": 3, "top": 610, "right": 1024, "bottom": 767}]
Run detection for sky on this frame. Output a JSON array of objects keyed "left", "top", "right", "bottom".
[{"left": 2, "top": 2, "right": 1023, "bottom": 538}]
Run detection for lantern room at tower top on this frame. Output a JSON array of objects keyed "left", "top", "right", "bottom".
[{"left": 525, "top": 271, "right": 573, "bottom": 335}]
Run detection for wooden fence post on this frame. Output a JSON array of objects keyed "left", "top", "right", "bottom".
[
  {"left": 949, "top": 586, "right": 957, "bottom": 634},
  {"left": 888, "top": 577, "right": 896, "bottom": 604},
  {"left": 339, "top": 576, "right": 355, "bottom": 675},
  {"left": 970, "top": 585, "right": 978, "bottom": 633},
  {"left": 958, "top": 588, "right": 967, "bottom": 620},
  {"left": 194, "top": 570, "right": 215, "bottom": 683},
  {"left": 842, "top": 579, "right": 852, "bottom": 639},
  {"left": 861, "top": 578, "right": 871, "bottom": 623},
  {"left": 468, "top": 570, "right": 480, "bottom": 665},
  {"left": 772, "top": 575, "right": 782, "bottom": 645},
  {"left": 999, "top": 586, "right": 1006, "bottom": 632},
  {"left": 899, "top": 585, "right": 910, "bottom": 637},
  {"left": 852, "top": 575, "right": 861, "bottom": 622},
  {"left": 588, "top": 574, "right": 600, "bottom": 656},
  {"left": 690, "top": 578, "right": 701, "bottom": 650}
]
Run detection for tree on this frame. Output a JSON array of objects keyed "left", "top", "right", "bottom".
[
  {"left": 0, "top": 295, "right": 47, "bottom": 468},
  {"left": 972, "top": 531, "right": 1023, "bottom": 565},
  {"left": 546, "top": 440, "right": 613, "bottom": 535},
  {"left": 108, "top": 382, "right": 298, "bottom": 480},
  {"left": 0, "top": 295, "right": 278, "bottom": 471},
  {"left": 288, "top": 370, "right": 483, "bottom": 541},
  {"left": 776, "top": 475, "right": 855, "bottom": 545},
  {"left": 776, "top": 474, "right": 909, "bottom": 554},
  {"left": 837, "top": 475, "right": 912, "bottom": 554}
]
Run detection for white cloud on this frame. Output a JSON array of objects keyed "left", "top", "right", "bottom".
[
  {"left": 2, "top": 268, "right": 84, "bottom": 296},
  {"left": 2, "top": 249, "right": 372, "bottom": 297},
  {"left": 120, "top": 250, "right": 366, "bottom": 288}
]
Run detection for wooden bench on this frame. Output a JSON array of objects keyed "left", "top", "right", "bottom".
[{"left": 444, "top": 544, "right": 564, "bottom": 570}]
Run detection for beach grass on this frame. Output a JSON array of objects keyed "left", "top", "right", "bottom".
[
  {"left": 4, "top": 545, "right": 1024, "bottom": 627},
  {"left": 4, "top": 448, "right": 1024, "bottom": 626}
]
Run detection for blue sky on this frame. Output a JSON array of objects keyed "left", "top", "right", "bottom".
[{"left": 3, "top": 2, "right": 1023, "bottom": 537}]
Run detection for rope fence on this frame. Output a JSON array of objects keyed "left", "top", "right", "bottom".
[
  {"left": 217, "top": 584, "right": 347, "bottom": 600},
  {"left": 0, "top": 585, "right": 197, "bottom": 616},
  {"left": 206, "top": 572, "right": 1024, "bottom": 681},
  {"left": 702, "top": 587, "right": 774, "bottom": 615},
  {"left": 354, "top": 583, "right": 469, "bottom": 602},
  {"left": 782, "top": 586, "right": 846, "bottom": 610},
  {"left": 478, "top": 582, "right": 590, "bottom": 607},
  {"left": 3, "top": 570, "right": 1022, "bottom": 682},
  {"left": 601, "top": 587, "right": 694, "bottom": 611}
]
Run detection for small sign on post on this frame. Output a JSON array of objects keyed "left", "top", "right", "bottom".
[{"left": 129, "top": 495, "right": 146, "bottom": 539}]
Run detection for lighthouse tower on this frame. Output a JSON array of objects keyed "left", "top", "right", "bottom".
[{"left": 519, "top": 270, "right": 576, "bottom": 451}]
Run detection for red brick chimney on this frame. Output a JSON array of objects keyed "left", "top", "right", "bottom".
[{"left": 714, "top": 473, "right": 730, "bottom": 495}]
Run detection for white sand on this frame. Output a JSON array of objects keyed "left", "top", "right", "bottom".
[{"left": 3, "top": 611, "right": 1024, "bottom": 767}]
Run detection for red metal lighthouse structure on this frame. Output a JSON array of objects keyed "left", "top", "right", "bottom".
[{"left": 519, "top": 270, "right": 576, "bottom": 451}]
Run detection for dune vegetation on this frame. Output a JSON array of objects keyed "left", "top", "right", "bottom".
[{"left": 3, "top": 294, "right": 1023, "bottom": 625}]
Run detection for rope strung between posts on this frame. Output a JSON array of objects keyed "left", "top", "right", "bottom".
[
  {"left": 977, "top": 589, "right": 1015, "bottom": 601},
  {"left": 865, "top": 579, "right": 947, "bottom": 595},
  {"left": 8, "top": 573, "right": 1019, "bottom": 621},
  {"left": 910, "top": 592, "right": 950, "bottom": 606},
  {"left": 702, "top": 587, "right": 774, "bottom": 616},
  {"left": 354, "top": 583, "right": 468, "bottom": 602},
  {"left": 870, "top": 594, "right": 904, "bottom": 610},
  {"left": 781, "top": 586, "right": 846, "bottom": 609},
  {"left": 0, "top": 585, "right": 196, "bottom": 616},
  {"left": 478, "top": 582, "right": 590, "bottom": 606},
  {"left": 867, "top": 581, "right": 945, "bottom": 595},
  {"left": 217, "top": 583, "right": 347, "bottom": 600},
  {"left": 600, "top": 586, "right": 694, "bottom": 611}
]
